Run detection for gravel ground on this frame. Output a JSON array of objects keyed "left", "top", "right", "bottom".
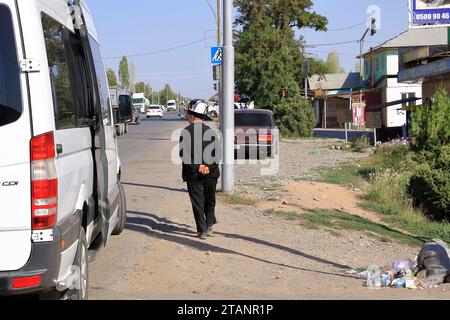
[{"left": 234, "top": 138, "right": 369, "bottom": 200}]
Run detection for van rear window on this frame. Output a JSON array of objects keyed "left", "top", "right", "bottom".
[
  {"left": 0, "top": 5, "right": 22, "bottom": 128},
  {"left": 235, "top": 113, "right": 273, "bottom": 127}
]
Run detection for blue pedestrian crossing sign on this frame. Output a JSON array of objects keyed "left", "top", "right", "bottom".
[{"left": 211, "top": 47, "right": 223, "bottom": 65}]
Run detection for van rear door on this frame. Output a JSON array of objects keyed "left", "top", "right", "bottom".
[{"left": 0, "top": 0, "right": 33, "bottom": 271}]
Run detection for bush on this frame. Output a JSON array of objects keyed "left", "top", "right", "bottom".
[
  {"left": 408, "top": 88, "right": 450, "bottom": 221},
  {"left": 410, "top": 88, "right": 450, "bottom": 162},
  {"left": 357, "top": 166, "right": 377, "bottom": 181},
  {"left": 350, "top": 135, "right": 370, "bottom": 152},
  {"left": 409, "top": 164, "right": 450, "bottom": 221},
  {"left": 273, "top": 96, "right": 316, "bottom": 138},
  {"left": 376, "top": 138, "right": 409, "bottom": 155}
]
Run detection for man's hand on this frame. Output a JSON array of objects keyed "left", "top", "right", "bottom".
[{"left": 199, "top": 165, "right": 210, "bottom": 175}]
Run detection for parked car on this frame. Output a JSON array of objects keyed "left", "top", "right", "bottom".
[
  {"left": 0, "top": 0, "right": 127, "bottom": 300},
  {"left": 147, "top": 105, "right": 164, "bottom": 118},
  {"left": 234, "top": 109, "right": 279, "bottom": 159}
]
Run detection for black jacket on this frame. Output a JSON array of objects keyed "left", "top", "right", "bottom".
[{"left": 179, "top": 122, "right": 221, "bottom": 181}]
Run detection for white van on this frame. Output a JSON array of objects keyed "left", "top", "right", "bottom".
[
  {"left": 0, "top": 0, "right": 127, "bottom": 299},
  {"left": 167, "top": 99, "right": 177, "bottom": 112}
]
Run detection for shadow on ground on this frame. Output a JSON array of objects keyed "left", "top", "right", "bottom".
[
  {"left": 123, "top": 182, "right": 187, "bottom": 193},
  {"left": 125, "top": 211, "right": 357, "bottom": 280}
]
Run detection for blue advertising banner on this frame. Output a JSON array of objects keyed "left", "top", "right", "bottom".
[{"left": 412, "top": 0, "right": 450, "bottom": 26}]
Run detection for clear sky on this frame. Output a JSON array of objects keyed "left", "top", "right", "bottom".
[{"left": 88, "top": 0, "right": 410, "bottom": 99}]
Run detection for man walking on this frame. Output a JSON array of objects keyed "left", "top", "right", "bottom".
[{"left": 180, "top": 100, "right": 221, "bottom": 240}]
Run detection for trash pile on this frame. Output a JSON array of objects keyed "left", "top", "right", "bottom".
[
  {"left": 356, "top": 239, "right": 450, "bottom": 290},
  {"left": 360, "top": 260, "right": 420, "bottom": 289}
]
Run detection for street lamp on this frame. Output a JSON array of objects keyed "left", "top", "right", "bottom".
[{"left": 203, "top": 0, "right": 217, "bottom": 22}]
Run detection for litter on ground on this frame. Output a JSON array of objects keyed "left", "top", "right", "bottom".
[{"left": 356, "top": 239, "right": 450, "bottom": 290}]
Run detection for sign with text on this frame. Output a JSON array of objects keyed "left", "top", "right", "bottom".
[{"left": 411, "top": 0, "right": 450, "bottom": 27}]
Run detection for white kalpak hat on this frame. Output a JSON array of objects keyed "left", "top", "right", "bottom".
[{"left": 188, "top": 100, "right": 209, "bottom": 119}]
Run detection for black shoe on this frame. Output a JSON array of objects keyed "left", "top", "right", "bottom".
[{"left": 198, "top": 232, "right": 208, "bottom": 240}]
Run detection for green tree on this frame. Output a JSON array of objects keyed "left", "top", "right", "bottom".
[
  {"left": 144, "top": 84, "right": 152, "bottom": 99},
  {"left": 135, "top": 82, "right": 153, "bottom": 99},
  {"left": 309, "top": 57, "right": 333, "bottom": 75},
  {"left": 234, "top": 0, "right": 326, "bottom": 137},
  {"left": 118, "top": 57, "right": 129, "bottom": 89},
  {"left": 326, "top": 51, "right": 346, "bottom": 74},
  {"left": 410, "top": 88, "right": 450, "bottom": 161},
  {"left": 157, "top": 84, "right": 177, "bottom": 106},
  {"left": 135, "top": 81, "right": 146, "bottom": 93},
  {"left": 106, "top": 68, "right": 118, "bottom": 87},
  {"left": 409, "top": 88, "right": 450, "bottom": 221}
]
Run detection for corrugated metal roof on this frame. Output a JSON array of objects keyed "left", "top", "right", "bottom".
[
  {"left": 308, "top": 73, "right": 361, "bottom": 91},
  {"left": 360, "top": 27, "right": 448, "bottom": 57}
]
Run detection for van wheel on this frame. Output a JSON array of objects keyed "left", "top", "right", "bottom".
[
  {"left": 69, "top": 228, "right": 89, "bottom": 300},
  {"left": 112, "top": 181, "right": 127, "bottom": 236}
]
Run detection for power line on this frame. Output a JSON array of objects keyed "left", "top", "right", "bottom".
[
  {"left": 104, "top": 37, "right": 215, "bottom": 60},
  {"left": 305, "top": 39, "right": 359, "bottom": 47},
  {"left": 309, "top": 50, "right": 358, "bottom": 57},
  {"left": 327, "top": 21, "right": 367, "bottom": 32}
]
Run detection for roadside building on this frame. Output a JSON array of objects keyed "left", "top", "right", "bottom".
[
  {"left": 398, "top": 28, "right": 450, "bottom": 101},
  {"left": 357, "top": 28, "right": 448, "bottom": 139},
  {"left": 308, "top": 73, "right": 361, "bottom": 129}
]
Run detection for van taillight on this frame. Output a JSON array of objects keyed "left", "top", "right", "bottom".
[{"left": 30, "top": 132, "right": 57, "bottom": 230}]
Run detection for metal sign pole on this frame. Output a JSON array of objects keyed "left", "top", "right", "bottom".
[
  {"left": 217, "top": 0, "right": 223, "bottom": 132},
  {"left": 222, "top": 0, "right": 235, "bottom": 193}
]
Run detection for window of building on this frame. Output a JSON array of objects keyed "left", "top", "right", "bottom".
[
  {"left": 0, "top": 5, "right": 22, "bottom": 128},
  {"left": 402, "top": 93, "right": 416, "bottom": 108},
  {"left": 42, "top": 14, "right": 77, "bottom": 130}
]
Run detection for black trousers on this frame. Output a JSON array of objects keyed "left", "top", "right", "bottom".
[{"left": 186, "top": 178, "right": 218, "bottom": 234}]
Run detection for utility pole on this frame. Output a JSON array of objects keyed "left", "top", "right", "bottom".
[
  {"left": 217, "top": 0, "right": 223, "bottom": 131},
  {"left": 358, "top": 17, "right": 377, "bottom": 128},
  {"left": 222, "top": 0, "right": 234, "bottom": 193}
]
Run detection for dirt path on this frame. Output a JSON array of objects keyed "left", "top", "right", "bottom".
[
  {"left": 89, "top": 119, "right": 450, "bottom": 300},
  {"left": 258, "top": 181, "right": 384, "bottom": 224}
]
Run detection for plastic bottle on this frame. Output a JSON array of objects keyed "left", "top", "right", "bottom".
[{"left": 366, "top": 266, "right": 382, "bottom": 289}]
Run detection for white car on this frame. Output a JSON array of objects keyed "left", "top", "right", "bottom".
[
  {"left": 0, "top": 0, "right": 127, "bottom": 300},
  {"left": 147, "top": 105, "right": 164, "bottom": 118}
]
